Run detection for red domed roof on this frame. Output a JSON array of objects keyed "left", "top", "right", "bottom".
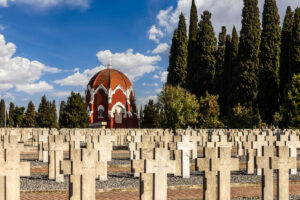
[{"left": 88, "top": 68, "right": 132, "bottom": 91}]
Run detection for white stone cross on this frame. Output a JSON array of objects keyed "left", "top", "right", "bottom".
[
  {"left": 145, "top": 148, "right": 176, "bottom": 200},
  {"left": 61, "top": 148, "right": 105, "bottom": 200},
  {"left": 272, "top": 146, "right": 297, "bottom": 200},
  {"left": 0, "top": 147, "right": 30, "bottom": 200},
  {"left": 257, "top": 146, "right": 274, "bottom": 200},
  {"left": 176, "top": 135, "right": 195, "bottom": 178},
  {"left": 211, "top": 147, "right": 239, "bottom": 200}
]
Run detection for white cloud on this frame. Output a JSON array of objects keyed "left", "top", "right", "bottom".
[
  {"left": 52, "top": 91, "right": 72, "bottom": 98},
  {"left": 153, "top": 74, "right": 159, "bottom": 79},
  {"left": 150, "top": 0, "right": 299, "bottom": 42},
  {"left": 148, "top": 25, "right": 164, "bottom": 43},
  {"left": 1, "top": 92, "right": 15, "bottom": 102},
  {"left": 0, "top": 34, "right": 60, "bottom": 93},
  {"left": 96, "top": 49, "right": 161, "bottom": 81},
  {"left": 136, "top": 95, "right": 158, "bottom": 107},
  {"left": 160, "top": 71, "right": 168, "bottom": 83},
  {"left": 0, "top": 83, "right": 13, "bottom": 92},
  {"left": 54, "top": 66, "right": 104, "bottom": 87},
  {"left": 142, "top": 82, "right": 159, "bottom": 87},
  {"left": 155, "top": 88, "right": 162, "bottom": 93},
  {"left": 152, "top": 43, "right": 169, "bottom": 54},
  {"left": 15, "top": 81, "right": 53, "bottom": 94},
  {"left": 0, "top": 0, "right": 91, "bottom": 9}
]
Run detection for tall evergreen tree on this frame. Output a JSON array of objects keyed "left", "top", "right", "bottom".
[
  {"left": 23, "top": 101, "right": 36, "bottom": 127},
  {"left": 7, "top": 102, "right": 15, "bottom": 127},
  {"left": 290, "top": 8, "right": 300, "bottom": 77},
  {"left": 257, "top": 0, "right": 281, "bottom": 124},
  {"left": 141, "top": 99, "right": 160, "bottom": 128},
  {"left": 59, "top": 100, "right": 66, "bottom": 128},
  {"left": 280, "top": 6, "right": 294, "bottom": 103},
  {"left": 193, "top": 11, "right": 217, "bottom": 98},
  {"left": 50, "top": 100, "right": 58, "bottom": 128},
  {"left": 0, "top": 99, "right": 5, "bottom": 127},
  {"left": 167, "top": 14, "right": 188, "bottom": 87},
  {"left": 36, "top": 95, "right": 51, "bottom": 128},
  {"left": 220, "top": 34, "right": 232, "bottom": 115},
  {"left": 14, "top": 106, "right": 25, "bottom": 127},
  {"left": 60, "top": 92, "right": 89, "bottom": 128},
  {"left": 215, "top": 26, "right": 227, "bottom": 95},
  {"left": 187, "top": 0, "right": 199, "bottom": 91},
  {"left": 235, "top": 0, "right": 261, "bottom": 110}
]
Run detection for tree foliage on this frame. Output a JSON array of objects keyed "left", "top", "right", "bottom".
[
  {"left": 60, "top": 92, "right": 89, "bottom": 128},
  {"left": 0, "top": 99, "right": 5, "bottom": 127},
  {"left": 7, "top": 102, "right": 15, "bottom": 127},
  {"left": 167, "top": 14, "right": 188, "bottom": 87},
  {"left": 187, "top": 0, "right": 199, "bottom": 91},
  {"left": 198, "top": 92, "right": 223, "bottom": 128},
  {"left": 280, "top": 6, "right": 294, "bottom": 103},
  {"left": 235, "top": 0, "right": 261, "bottom": 110},
  {"left": 257, "top": 0, "right": 281, "bottom": 124},
  {"left": 141, "top": 99, "right": 160, "bottom": 128},
  {"left": 59, "top": 101, "right": 66, "bottom": 128},
  {"left": 36, "top": 95, "right": 52, "bottom": 128},
  {"left": 158, "top": 86, "right": 199, "bottom": 132},
  {"left": 191, "top": 11, "right": 217, "bottom": 98},
  {"left": 290, "top": 8, "right": 300, "bottom": 77},
  {"left": 280, "top": 73, "right": 300, "bottom": 129},
  {"left": 23, "top": 101, "right": 36, "bottom": 127},
  {"left": 14, "top": 106, "right": 25, "bottom": 127},
  {"left": 215, "top": 26, "right": 227, "bottom": 95}
]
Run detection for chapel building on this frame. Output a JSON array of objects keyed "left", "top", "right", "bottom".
[{"left": 85, "top": 65, "right": 138, "bottom": 128}]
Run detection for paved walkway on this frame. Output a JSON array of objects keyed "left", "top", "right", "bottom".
[{"left": 20, "top": 183, "right": 300, "bottom": 200}]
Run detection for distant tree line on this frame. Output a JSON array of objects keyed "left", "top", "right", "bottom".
[
  {"left": 141, "top": 0, "right": 300, "bottom": 129},
  {"left": 0, "top": 92, "right": 89, "bottom": 128}
]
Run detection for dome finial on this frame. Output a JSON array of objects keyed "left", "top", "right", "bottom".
[{"left": 108, "top": 56, "right": 113, "bottom": 69}]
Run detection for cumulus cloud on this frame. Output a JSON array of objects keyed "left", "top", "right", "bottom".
[
  {"left": 55, "top": 49, "right": 162, "bottom": 87},
  {"left": 15, "top": 81, "right": 53, "bottom": 94},
  {"left": 160, "top": 71, "right": 168, "bottom": 83},
  {"left": 54, "top": 66, "right": 104, "bottom": 87},
  {"left": 51, "top": 91, "right": 79, "bottom": 98},
  {"left": 136, "top": 95, "right": 158, "bottom": 107},
  {"left": 153, "top": 74, "right": 159, "bottom": 79},
  {"left": 0, "top": 0, "right": 91, "bottom": 9},
  {"left": 143, "top": 82, "right": 159, "bottom": 87},
  {"left": 150, "top": 0, "right": 299, "bottom": 42},
  {"left": 0, "top": 34, "right": 60, "bottom": 93},
  {"left": 152, "top": 43, "right": 170, "bottom": 54},
  {"left": 96, "top": 49, "right": 161, "bottom": 81},
  {"left": 148, "top": 25, "right": 164, "bottom": 43}
]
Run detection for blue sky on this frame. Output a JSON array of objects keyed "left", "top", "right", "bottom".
[{"left": 0, "top": 0, "right": 298, "bottom": 111}]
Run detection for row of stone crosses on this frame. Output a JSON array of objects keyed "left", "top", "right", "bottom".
[{"left": 0, "top": 128, "right": 299, "bottom": 200}]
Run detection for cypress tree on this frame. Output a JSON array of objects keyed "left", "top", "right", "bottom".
[
  {"left": 14, "top": 106, "right": 25, "bottom": 127},
  {"left": 50, "top": 100, "right": 58, "bottom": 128},
  {"left": 223, "top": 27, "right": 240, "bottom": 114},
  {"left": 279, "top": 6, "right": 294, "bottom": 103},
  {"left": 235, "top": 0, "right": 261, "bottom": 110},
  {"left": 290, "top": 8, "right": 300, "bottom": 76},
  {"left": 59, "top": 101, "right": 66, "bottom": 128},
  {"left": 60, "top": 92, "right": 89, "bottom": 128},
  {"left": 193, "top": 11, "right": 217, "bottom": 98},
  {"left": 187, "top": 0, "right": 199, "bottom": 91},
  {"left": 23, "top": 101, "right": 36, "bottom": 127},
  {"left": 257, "top": 0, "right": 281, "bottom": 124},
  {"left": 36, "top": 95, "right": 51, "bottom": 128},
  {"left": 215, "top": 26, "right": 227, "bottom": 96},
  {"left": 0, "top": 99, "right": 5, "bottom": 127},
  {"left": 167, "top": 13, "right": 188, "bottom": 87},
  {"left": 8, "top": 102, "right": 15, "bottom": 127}
]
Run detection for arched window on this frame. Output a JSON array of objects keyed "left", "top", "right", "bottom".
[
  {"left": 98, "top": 105, "right": 104, "bottom": 118},
  {"left": 114, "top": 105, "right": 123, "bottom": 124}
]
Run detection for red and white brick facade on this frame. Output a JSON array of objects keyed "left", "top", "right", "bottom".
[{"left": 86, "top": 68, "right": 138, "bottom": 128}]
